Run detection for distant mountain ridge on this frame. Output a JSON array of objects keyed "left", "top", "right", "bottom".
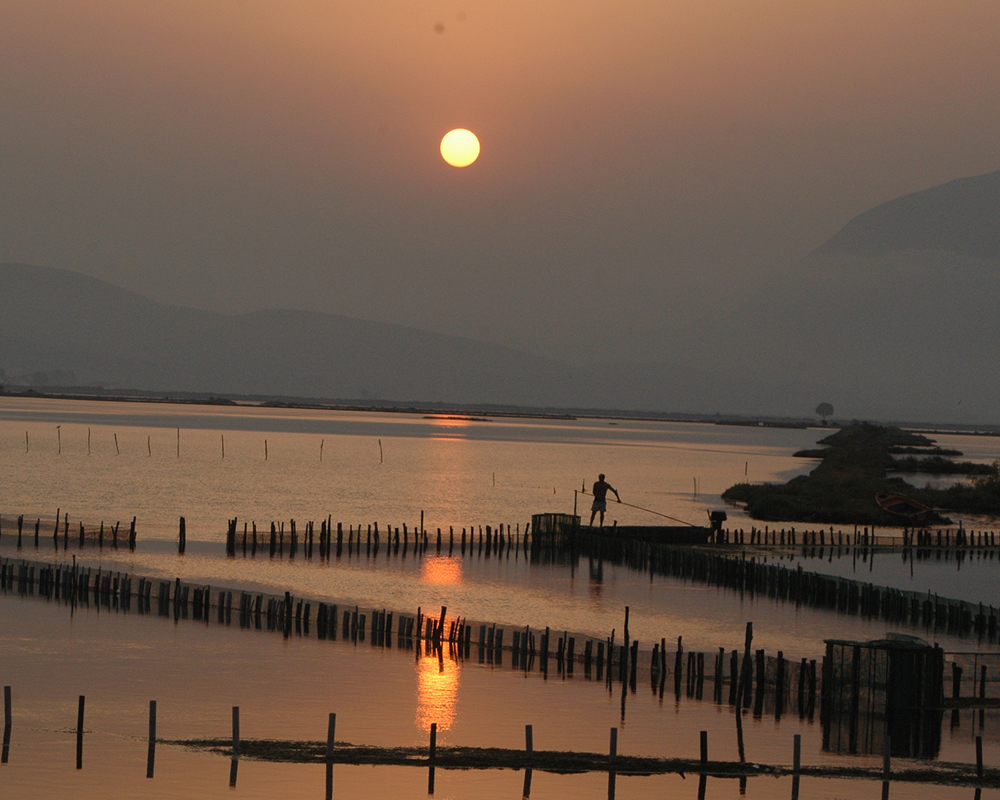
[
  {"left": 816, "top": 169, "right": 1000, "bottom": 261},
  {"left": 629, "top": 168, "right": 1000, "bottom": 423},
  {"left": 5, "top": 164, "right": 1000, "bottom": 423},
  {"left": 0, "top": 262, "right": 748, "bottom": 414},
  {"left": 0, "top": 263, "right": 575, "bottom": 406}
]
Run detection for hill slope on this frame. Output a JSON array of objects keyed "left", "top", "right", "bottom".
[
  {"left": 817, "top": 169, "right": 1000, "bottom": 260},
  {"left": 0, "top": 263, "right": 577, "bottom": 406},
  {"left": 642, "top": 170, "right": 1000, "bottom": 422},
  {"left": 0, "top": 262, "right": 753, "bottom": 414}
]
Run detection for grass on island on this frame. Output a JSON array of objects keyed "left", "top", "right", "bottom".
[{"left": 723, "top": 422, "right": 1000, "bottom": 524}]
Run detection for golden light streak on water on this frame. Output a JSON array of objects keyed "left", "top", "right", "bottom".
[{"left": 416, "top": 650, "right": 460, "bottom": 732}]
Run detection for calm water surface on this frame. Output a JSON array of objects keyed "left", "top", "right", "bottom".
[
  {"left": 3, "top": 397, "right": 1000, "bottom": 798},
  {"left": 2, "top": 598, "right": 999, "bottom": 800}
]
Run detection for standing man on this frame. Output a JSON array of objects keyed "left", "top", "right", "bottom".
[{"left": 589, "top": 473, "right": 621, "bottom": 527}]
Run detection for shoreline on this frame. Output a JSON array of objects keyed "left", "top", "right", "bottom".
[{"left": 5, "top": 386, "right": 1000, "bottom": 434}]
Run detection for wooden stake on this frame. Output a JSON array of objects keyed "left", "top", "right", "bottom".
[
  {"left": 325, "top": 713, "right": 336, "bottom": 800},
  {"left": 608, "top": 727, "right": 618, "bottom": 800},
  {"left": 881, "top": 735, "right": 891, "bottom": 800},
  {"left": 76, "top": 695, "right": 85, "bottom": 769},
  {"left": 2, "top": 685, "right": 11, "bottom": 764},
  {"left": 792, "top": 733, "right": 801, "bottom": 800},
  {"left": 735, "top": 622, "right": 752, "bottom": 763},
  {"left": 146, "top": 700, "right": 156, "bottom": 778},
  {"left": 229, "top": 706, "right": 240, "bottom": 787}
]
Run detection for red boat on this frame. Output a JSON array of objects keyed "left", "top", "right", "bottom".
[{"left": 875, "top": 492, "right": 933, "bottom": 524}]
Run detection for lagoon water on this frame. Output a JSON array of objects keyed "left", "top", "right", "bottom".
[{"left": 2, "top": 396, "right": 1000, "bottom": 798}]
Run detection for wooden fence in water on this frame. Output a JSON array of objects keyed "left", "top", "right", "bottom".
[
  {"left": 566, "top": 528, "right": 1000, "bottom": 643},
  {"left": 0, "top": 552, "right": 827, "bottom": 726}
]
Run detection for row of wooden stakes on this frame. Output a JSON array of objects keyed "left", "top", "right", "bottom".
[
  {"left": 571, "top": 530, "right": 1000, "bottom": 642},
  {"left": 1, "top": 690, "right": 990, "bottom": 799},
  {"left": 724, "top": 524, "right": 1000, "bottom": 549},
  {"left": 0, "top": 553, "right": 821, "bottom": 723},
  {"left": 223, "top": 516, "right": 532, "bottom": 560},
  {"left": 0, "top": 511, "right": 137, "bottom": 551}
]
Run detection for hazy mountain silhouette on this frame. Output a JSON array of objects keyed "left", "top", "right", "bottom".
[
  {"left": 0, "top": 262, "right": 746, "bottom": 413},
  {"left": 4, "top": 167, "right": 1000, "bottom": 423},
  {"left": 0, "top": 262, "right": 579, "bottom": 406},
  {"left": 817, "top": 170, "right": 1000, "bottom": 260},
  {"left": 654, "top": 169, "right": 1000, "bottom": 423}
]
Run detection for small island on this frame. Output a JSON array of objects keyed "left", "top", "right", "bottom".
[{"left": 723, "top": 422, "right": 1000, "bottom": 525}]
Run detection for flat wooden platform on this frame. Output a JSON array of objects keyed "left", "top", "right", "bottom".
[{"left": 578, "top": 525, "right": 712, "bottom": 545}]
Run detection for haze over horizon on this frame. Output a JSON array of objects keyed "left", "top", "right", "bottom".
[{"left": 3, "top": 2, "right": 1000, "bottom": 422}]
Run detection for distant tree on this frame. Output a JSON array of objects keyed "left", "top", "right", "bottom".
[{"left": 815, "top": 402, "right": 834, "bottom": 424}]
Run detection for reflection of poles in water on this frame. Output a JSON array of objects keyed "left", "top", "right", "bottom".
[
  {"left": 697, "top": 731, "right": 708, "bottom": 800},
  {"left": 620, "top": 607, "right": 630, "bottom": 721},
  {"left": 735, "top": 622, "right": 753, "bottom": 763},
  {"left": 588, "top": 556, "right": 603, "bottom": 600}
]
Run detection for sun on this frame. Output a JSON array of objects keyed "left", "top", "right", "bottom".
[{"left": 440, "top": 129, "right": 480, "bottom": 167}]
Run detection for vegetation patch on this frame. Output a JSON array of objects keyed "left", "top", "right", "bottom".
[{"left": 723, "top": 423, "right": 1000, "bottom": 524}]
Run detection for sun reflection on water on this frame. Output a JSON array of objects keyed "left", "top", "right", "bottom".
[
  {"left": 416, "top": 649, "right": 460, "bottom": 733},
  {"left": 420, "top": 556, "right": 464, "bottom": 585}
]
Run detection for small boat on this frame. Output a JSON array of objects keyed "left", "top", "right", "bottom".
[{"left": 875, "top": 492, "right": 933, "bottom": 524}]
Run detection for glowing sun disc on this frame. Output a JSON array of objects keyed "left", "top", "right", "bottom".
[{"left": 440, "top": 128, "right": 480, "bottom": 167}]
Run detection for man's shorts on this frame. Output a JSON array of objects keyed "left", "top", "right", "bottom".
[{"left": 591, "top": 499, "right": 607, "bottom": 512}]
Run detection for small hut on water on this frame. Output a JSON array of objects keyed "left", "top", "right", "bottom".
[{"left": 821, "top": 634, "right": 944, "bottom": 758}]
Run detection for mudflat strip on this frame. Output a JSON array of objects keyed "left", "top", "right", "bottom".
[{"left": 169, "top": 738, "right": 1000, "bottom": 787}]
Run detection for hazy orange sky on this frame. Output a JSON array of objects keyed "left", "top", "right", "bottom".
[{"left": 2, "top": 1, "right": 999, "bottom": 361}]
